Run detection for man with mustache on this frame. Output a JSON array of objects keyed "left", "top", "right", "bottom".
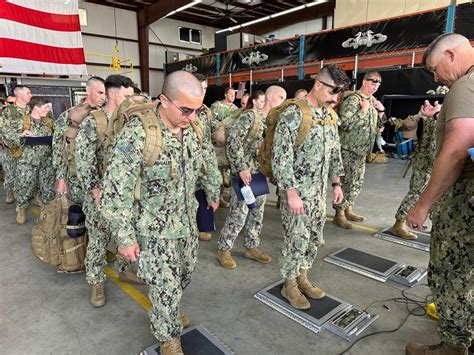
[{"left": 333, "top": 71, "right": 387, "bottom": 229}]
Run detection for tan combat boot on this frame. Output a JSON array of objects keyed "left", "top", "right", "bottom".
[
  {"left": 406, "top": 342, "right": 467, "bottom": 355},
  {"left": 332, "top": 209, "right": 353, "bottom": 229},
  {"left": 391, "top": 219, "right": 417, "bottom": 240},
  {"left": 222, "top": 173, "right": 231, "bottom": 188},
  {"left": 5, "top": 191, "right": 15, "bottom": 204},
  {"left": 198, "top": 232, "right": 212, "bottom": 241},
  {"left": 219, "top": 196, "right": 230, "bottom": 208},
  {"left": 281, "top": 278, "right": 310, "bottom": 310},
  {"left": 297, "top": 269, "right": 325, "bottom": 299},
  {"left": 180, "top": 312, "right": 190, "bottom": 328},
  {"left": 160, "top": 337, "right": 184, "bottom": 355},
  {"left": 16, "top": 207, "right": 26, "bottom": 224},
  {"left": 106, "top": 250, "right": 117, "bottom": 262},
  {"left": 344, "top": 206, "right": 366, "bottom": 222},
  {"left": 90, "top": 282, "right": 106, "bottom": 307},
  {"left": 119, "top": 270, "right": 145, "bottom": 285},
  {"left": 244, "top": 247, "right": 272, "bottom": 264},
  {"left": 217, "top": 250, "right": 236, "bottom": 269}
]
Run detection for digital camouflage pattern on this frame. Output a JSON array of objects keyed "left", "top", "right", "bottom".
[
  {"left": 75, "top": 111, "right": 129, "bottom": 285},
  {"left": 335, "top": 92, "right": 386, "bottom": 211},
  {"left": 52, "top": 109, "right": 85, "bottom": 205},
  {"left": 218, "top": 109, "right": 266, "bottom": 251},
  {"left": 0, "top": 105, "right": 30, "bottom": 193},
  {"left": 100, "top": 108, "right": 221, "bottom": 341},
  {"left": 210, "top": 100, "right": 238, "bottom": 122},
  {"left": 429, "top": 176, "right": 473, "bottom": 348},
  {"left": 395, "top": 116, "right": 437, "bottom": 221},
  {"left": 5, "top": 116, "right": 55, "bottom": 208},
  {"left": 272, "top": 101, "right": 343, "bottom": 279}
]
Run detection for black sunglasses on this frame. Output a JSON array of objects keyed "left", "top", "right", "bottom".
[
  {"left": 318, "top": 80, "right": 345, "bottom": 94},
  {"left": 366, "top": 78, "right": 382, "bottom": 84},
  {"left": 161, "top": 93, "right": 202, "bottom": 116}
]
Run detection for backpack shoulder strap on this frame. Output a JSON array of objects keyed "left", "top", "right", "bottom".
[
  {"left": 133, "top": 107, "right": 162, "bottom": 167},
  {"left": 23, "top": 115, "right": 31, "bottom": 131},
  {"left": 91, "top": 109, "right": 107, "bottom": 146},
  {"left": 204, "top": 106, "right": 212, "bottom": 124},
  {"left": 245, "top": 109, "right": 263, "bottom": 146},
  {"left": 293, "top": 100, "right": 314, "bottom": 148},
  {"left": 190, "top": 120, "right": 203, "bottom": 148}
]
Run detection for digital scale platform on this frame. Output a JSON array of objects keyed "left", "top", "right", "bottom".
[
  {"left": 255, "top": 280, "right": 378, "bottom": 342},
  {"left": 325, "top": 247, "right": 427, "bottom": 287},
  {"left": 373, "top": 227, "right": 430, "bottom": 252}
]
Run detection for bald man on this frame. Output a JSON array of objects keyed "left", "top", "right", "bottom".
[
  {"left": 100, "top": 71, "right": 221, "bottom": 355},
  {"left": 405, "top": 33, "right": 474, "bottom": 355},
  {"left": 262, "top": 85, "right": 287, "bottom": 117}
]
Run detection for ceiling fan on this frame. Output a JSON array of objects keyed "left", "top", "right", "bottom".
[{"left": 211, "top": 0, "right": 251, "bottom": 24}]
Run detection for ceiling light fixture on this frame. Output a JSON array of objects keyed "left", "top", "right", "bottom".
[
  {"left": 215, "top": 0, "right": 328, "bottom": 33},
  {"left": 164, "top": 0, "right": 202, "bottom": 18}
]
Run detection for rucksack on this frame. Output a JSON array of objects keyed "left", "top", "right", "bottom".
[
  {"left": 213, "top": 108, "right": 262, "bottom": 169},
  {"left": 258, "top": 99, "right": 338, "bottom": 180},
  {"left": 31, "top": 195, "right": 88, "bottom": 273},
  {"left": 10, "top": 114, "right": 54, "bottom": 159},
  {"left": 62, "top": 103, "right": 106, "bottom": 177},
  {"left": 101, "top": 95, "right": 203, "bottom": 200}
]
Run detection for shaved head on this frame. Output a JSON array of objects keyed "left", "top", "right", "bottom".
[
  {"left": 265, "top": 85, "right": 287, "bottom": 109},
  {"left": 423, "top": 33, "right": 470, "bottom": 66},
  {"left": 163, "top": 71, "right": 203, "bottom": 100}
]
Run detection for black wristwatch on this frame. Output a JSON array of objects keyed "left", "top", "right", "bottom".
[
  {"left": 377, "top": 109, "right": 385, "bottom": 113},
  {"left": 332, "top": 182, "right": 341, "bottom": 187}
]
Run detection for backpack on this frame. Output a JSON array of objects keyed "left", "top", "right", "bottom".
[
  {"left": 258, "top": 99, "right": 338, "bottom": 180},
  {"left": 101, "top": 95, "right": 203, "bottom": 200},
  {"left": 213, "top": 108, "right": 261, "bottom": 169},
  {"left": 31, "top": 195, "right": 88, "bottom": 273},
  {"left": 62, "top": 103, "right": 106, "bottom": 177},
  {"left": 10, "top": 114, "right": 54, "bottom": 159}
]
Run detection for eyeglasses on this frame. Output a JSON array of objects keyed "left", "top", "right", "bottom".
[
  {"left": 366, "top": 78, "right": 382, "bottom": 84},
  {"left": 161, "top": 94, "right": 202, "bottom": 116},
  {"left": 318, "top": 80, "right": 346, "bottom": 94}
]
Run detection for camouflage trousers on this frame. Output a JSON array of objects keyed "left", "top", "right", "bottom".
[
  {"left": 2, "top": 149, "right": 16, "bottom": 192},
  {"left": 279, "top": 192, "right": 325, "bottom": 279},
  {"left": 83, "top": 195, "right": 128, "bottom": 285},
  {"left": 217, "top": 189, "right": 266, "bottom": 251},
  {"left": 335, "top": 149, "right": 366, "bottom": 211},
  {"left": 395, "top": 168, "right": 431, "bottom": 221},
  {"left": 137, "top": 235, "right": 199, "bottom": 341},
  {"left": 429, "top": 177, "right": 473, "bottom": 348},
  {"left": 15, "top": 158, "right": 55, "bottom": 208}
]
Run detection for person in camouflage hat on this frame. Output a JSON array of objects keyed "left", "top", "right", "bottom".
[
  {"left": 100, "top": 71, "right": 221, "bottom": 355},
  {"left": 0, "top": 86, "right": 32, "bottom": 204},
  {"left": 272, "top": 64, "right": 348, "bottom": 310},
  {"left": 52, "top": 77, "right": 106, "bottom": 206},
  {"left": 75, "top": 74, "right": 139, "bottom": 308},
  {"left": 406, "top": 33, "right": 473, "bottom": 355},
  {"left": 217, "top": 87, "right": 286, "bottom": 269},
  {"left": 390, "top": 103, "right": 438, "bottom": 240},
  {"left": 3, "top": 97, "right": 54, "bottom": 224},
  {"left": 193, "top": 73, "right": 222, "bottom": 242},
  {"left": 333, "top": 71, "right": 387, "bottom": 229}
]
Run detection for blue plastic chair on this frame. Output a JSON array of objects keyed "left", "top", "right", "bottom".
[{"left": 395, "top": 131, "right": 414, "bottom": 159}]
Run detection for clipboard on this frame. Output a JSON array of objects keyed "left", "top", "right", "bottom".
[
  {"left": 231, "top": 172, "right": 270, "bottom": 201},
  {"left": 24, "top": 136, "right": 53, "bottom": 146}
]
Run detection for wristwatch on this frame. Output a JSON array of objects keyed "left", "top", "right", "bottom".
[{"left": 332, "top": 182, "right": 341, "bottom": 187}]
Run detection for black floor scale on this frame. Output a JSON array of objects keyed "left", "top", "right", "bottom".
[
  {"left": 255, "top": 280, "right": 378, "bottom": 342},
  {"left": 141, "top": 325, "right": 233, "bottom": 355},
  {"left": 373, "top": 227, "right": 430, "bottom": 252},
  {"left": 325, "top": 247, "right": 427, "bottom": 287}
]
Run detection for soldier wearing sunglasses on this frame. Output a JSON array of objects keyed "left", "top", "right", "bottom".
[{"left": 333, "top": 71, "right": 387, "bottom": 229}]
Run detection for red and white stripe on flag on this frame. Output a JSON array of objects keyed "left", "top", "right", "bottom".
[{"left": 0, "top": 0, "right": 88, "bottom": 76}]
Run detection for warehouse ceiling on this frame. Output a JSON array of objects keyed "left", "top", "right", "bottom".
[{"left": 84, "top": 0, "right": 335, "bottom": 34}]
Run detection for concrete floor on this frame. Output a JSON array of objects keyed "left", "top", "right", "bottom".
[{"left": 0, "top": 159, "right": 439, "bottom": 355}]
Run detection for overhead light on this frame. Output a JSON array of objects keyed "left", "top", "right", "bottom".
[
  {"left": 163, "top": 0, "right": 202, "bottom": 18},
  {"left": 240, "top": 16, "right": 270, "bottom": 27},
  {"left": 270, "top": 5, "right": 305, "bottom": 18},
  {"left": 216, "top": 28, "right": 231, "bottom": 34},
  {"left": 306, "top": 0, "right": 327, "bottom": 8}
]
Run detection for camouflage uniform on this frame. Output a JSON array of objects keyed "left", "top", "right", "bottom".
[
  {"left": 272, "top": 101, "right": 343, "bottom": 279},
  {"left": 395, "top": 115, "right": 437, "bottom": 221},
  {"left": 75, "top": 111, "right": 128, "bottom": 285},
  {"left": 335, "top": 93, "right": 385, "bottom": 211},
  {"left": 210, "top": 100, "right": 238, "bottom": 123},
  {"left": 100, "top": 109, "right": 221, "bottom": 342},
  {"left": 218, "top": 109, "right": 266, "bottom": 251},
  {"left": 52, "top": 109, "right": 85, "bottom": 205},
  {"left": 0, "top": 105, "right": 30, "bottom": 193}
]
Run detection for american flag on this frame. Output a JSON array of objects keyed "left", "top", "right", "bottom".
[{"left": 0, "top": 0, "right": 87, "bottom": 76}]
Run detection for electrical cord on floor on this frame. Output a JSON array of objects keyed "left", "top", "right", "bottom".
[{"left": 339, "top": 284, "right": 433, "bottom": 355}]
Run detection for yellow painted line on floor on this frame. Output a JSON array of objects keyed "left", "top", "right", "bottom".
[
  {"left": 28, "top": 205, "right": 152, "bottom": 313},
  {"left": 104, "top": 267, "right": 152, "bottom": 312}
]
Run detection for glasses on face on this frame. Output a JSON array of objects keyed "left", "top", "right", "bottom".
[
  {"left": 319, "top": 80, "right": 345, "bottom": 94},
  {"left": 161, "top": 94, "right": 202, "bottom": 116},
  {"left": 366, "top": 78, "right": 382, "bottom": 84}
]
